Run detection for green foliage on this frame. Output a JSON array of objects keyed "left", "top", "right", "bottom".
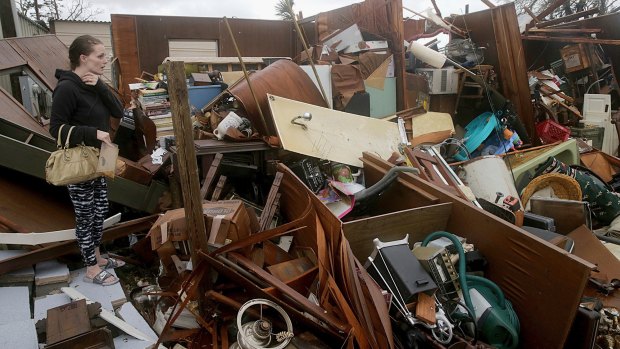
[{"left": 275, "top": 0, "right": 295, "bottom": 21}]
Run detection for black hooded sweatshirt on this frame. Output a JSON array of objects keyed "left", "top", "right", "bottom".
[{"left": 50, "top": 69, "right": 123, "bottom": 148}]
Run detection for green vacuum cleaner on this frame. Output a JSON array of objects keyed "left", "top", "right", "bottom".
[{"left": 422, "top": 232, "right": 520, "bottom": 349}]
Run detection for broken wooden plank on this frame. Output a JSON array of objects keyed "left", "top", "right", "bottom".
[
  {"left": 0, "top": 250, "right": 34, "bottom": 284},
  {"left": 480, "top": 0, "right": 496, "bottom": 8},
  {"left": 167, "top": 60, "right": 209, "bottom": 268},
  {"left": 522, "top": 35, "right": 620, "bottom": 46},
  {"left": 47, "top": 328, "right": 114, "bottom": 349},
  {"left": 523, "top": 6, "right": 539, "bottom": 24},
  {"left": 210, "top": 175, "right": 227, "bottom": 201},
  {"left": 46, "top": 299, "right": 91, "bottom": 345},
  {"left": 415, "top": 292, "right": 437, "bottom": 324},
  {"left": 0, "top": 213, "right": 121, "bottom": 245},
  {"left": 535, "top": 8, "right": 599, "bottom": 28},
  {"left": 266, "top": 257, "right": 314, "bottom": 283},
  {"left": 68, "top": 268, "right": 127, "bottom": 311},
  {"left": 200, "top": 153, "right": 223, "bottom": 200},
  {"left": 61, "top": 286, "right": 150, "bottom": 341},
  {"left": 0, "top": 214, "right": 28, "bottom": 233},
  {"left": 528, "top": 28, "right": 602, "bottom": 34},
  {"left": 0, "top": 215, "right": 157, "bottom": 276},
  {"left": 259, "top": 172, "right": 283, "bottom": 232}
]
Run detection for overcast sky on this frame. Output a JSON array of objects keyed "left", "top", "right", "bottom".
[{"left": 94, "top": 0, "right": 493, "bottom": 21}]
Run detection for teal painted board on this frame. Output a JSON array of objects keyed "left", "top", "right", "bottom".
[{"left": 365, "top": 77, "right": 396, "bottom": 118}]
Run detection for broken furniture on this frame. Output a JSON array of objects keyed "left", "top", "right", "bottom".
[
  {"left": 503, "top": 139, "right": 580, "bottom": 192},
  {"left": 0, "top": 118, "right": 168, "bottom": 213},
  {"left": 346, "top": 152, "right": 593, "bottom": 348}
]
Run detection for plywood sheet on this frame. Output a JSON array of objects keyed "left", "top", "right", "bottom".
[{"left": 268, "top": 94, "right": 400, "bottom": 167}]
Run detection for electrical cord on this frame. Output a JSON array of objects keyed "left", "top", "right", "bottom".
[{"left": 439, "top": 297, "right": 478, "bottom": 343}]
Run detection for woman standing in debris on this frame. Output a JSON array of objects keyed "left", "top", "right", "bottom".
[{"left": 50, "top": 35, "right": 125, "bottom": 286}]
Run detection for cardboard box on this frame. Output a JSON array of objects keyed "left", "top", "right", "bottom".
[
  {"left": 561, "top": 44, "right": 591, "bottom": 73},
  {"left": 340, "top": 153, "right": 594, "bottom": 348},
  {"left": 149, "top": 200, "right": 252, "bottom": 250}
]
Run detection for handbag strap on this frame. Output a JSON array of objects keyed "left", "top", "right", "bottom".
[
  {"left": 56, "top": 124, "right": 65, "bottom": 149},
  {"left": 58, "top": 125, "right": 76, "bottom": 149}
]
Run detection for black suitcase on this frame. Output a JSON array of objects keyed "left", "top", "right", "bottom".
[
  {"left": 564, "top": 305, "right": 600, "bottom": 349},
  {"left": 523, "top": 211, "right": 556, "bottom": 232}
]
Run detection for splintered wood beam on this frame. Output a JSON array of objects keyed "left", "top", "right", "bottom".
[
  {"left": 523, "top": 6, "right": 539, "bottom": 23},
  {"left": 211, "top": 175, "right": 228, "bottom": 201},
  {"left": 166, "top": 60, "right": 209, "bottom": 266},
  {"left": 535, "top": 0, "right": 571, "bottom": 22},
  {"left": 522, "top": 35, "right": 620, "bottom": 46},
  {"left": 528, "top": 28, "right": 602, "bottom": 34},
  {"left": 481, "top": 0, "right": 496, "bottom": 8},
  {"left": 535, "top": 8, "right": 599, "bottom": 28},
  {"left": 200, "top": 153, "right": 223, "bottom": 200},
  {"left": 430, "top": 0, "right": 443, "bottom": 16},
  {"left": 0, "top": 216, "right": 157, "bottom": 275},
  {"left": 259, "top": 173, "right": 283, "bottom": 232}
]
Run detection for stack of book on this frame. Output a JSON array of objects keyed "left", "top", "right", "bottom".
[{"left": 138, "top": 88, "right": 173, "bottom": 139}]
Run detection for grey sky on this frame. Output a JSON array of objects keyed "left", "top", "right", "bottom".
[{"left": 94, "top": 0, "right": 493, "bottom": 21}]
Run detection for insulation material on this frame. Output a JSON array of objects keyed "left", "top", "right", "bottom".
[
  {"left": 407, "top": 112, "right": 455, "bottom": 146},
  {"left": 408, "top": 41, "right": 446, "bottom": 69},
  {"left": 331, "top": 65, "right": 365, "bottom": 109}
]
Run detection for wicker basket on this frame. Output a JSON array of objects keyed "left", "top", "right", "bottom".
[{"left": 521, "top": 173, "right": 582, "bottom": 207}]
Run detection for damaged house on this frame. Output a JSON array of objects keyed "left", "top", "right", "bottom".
[{"left": 1, "top": 0, "right": 620, "bottom": 348}]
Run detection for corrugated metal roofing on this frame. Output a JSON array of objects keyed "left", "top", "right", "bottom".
[
  {"left": 1, "top": 35, "right": 70, "bottom": 90},
  {"left": 0, "top": 88, "right": 50, "bottom": 138},
  {"left": 0, "top": 41, "right": 27, "bottom": 71}
]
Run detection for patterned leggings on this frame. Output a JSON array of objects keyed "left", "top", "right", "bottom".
[{"left": 67, "top": 177, "right": 108, "bottom": 267}]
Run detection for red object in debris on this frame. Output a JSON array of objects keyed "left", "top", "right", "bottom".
[{"left": 536, "top": 120, "right": 571, "bottom": 144}]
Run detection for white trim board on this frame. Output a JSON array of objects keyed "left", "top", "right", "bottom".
[{"left": 0, "top": 213, "right": 121, "bottom": 245}]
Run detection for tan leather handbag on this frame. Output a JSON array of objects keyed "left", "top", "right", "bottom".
[{"left": 45, "top": 125, "right": 100, "bottom": 186}]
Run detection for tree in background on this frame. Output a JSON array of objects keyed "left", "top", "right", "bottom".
[
  {"left": 275, "top": 0, "right": 295, "bottom": 21},
  {"left": 16, "top": 0, "right": 103, "bottom": 24},
  {"left": 513, "top": 0, "right": 619, "bottom": 18}
]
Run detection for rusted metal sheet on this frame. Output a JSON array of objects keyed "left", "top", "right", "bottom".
[
  {"left": 451, "top": 3, "right": 535, "bottom": 142},
  {"left": 228, "top": 59, "right": 328, "bottom": 136},
  {"left": 0, "top": 41, "right": 26, "bottom": 71},
  {"left": 5, "top": 35, "right": 70, "bottom": 90},
  {"left": 218, "top": 18, "right": 294, "bottom": 58},
  {"left": 0, "top": 87, "right": 50, "bottom": 137},
  {"left": 403, "top": 18, "right": 426, "bottom": 41}
]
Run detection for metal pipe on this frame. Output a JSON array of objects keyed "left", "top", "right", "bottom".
[{"left": 223, "top": 17, "right": 269, "bottom": 134}]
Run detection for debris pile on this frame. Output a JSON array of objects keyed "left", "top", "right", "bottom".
[{"left": 1, "top": 0, "right": 620, "bottom": 348}]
